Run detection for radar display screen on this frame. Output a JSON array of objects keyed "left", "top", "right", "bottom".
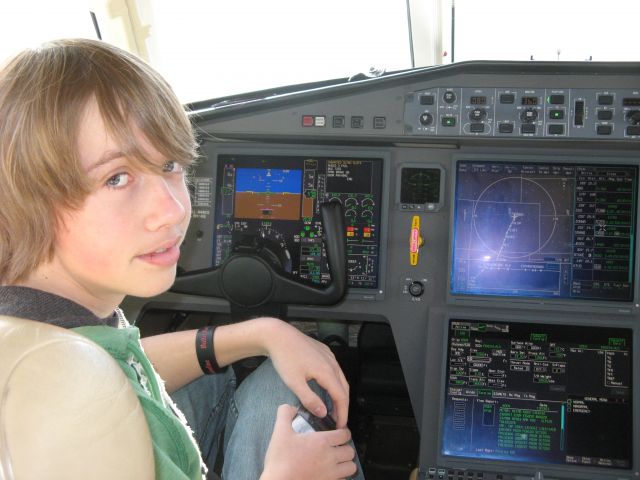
[
  {"left": 213, "top": 154, "right": 383, "bottom": 288},
  {"left": 451, "top": 161, "right": 638, "bottom": 301},
  {"left": 400, "top": 167, "right": 441, "bottom": 205},
  {"left": 442, "top": 319, "right": 633, "bottom": 469}
]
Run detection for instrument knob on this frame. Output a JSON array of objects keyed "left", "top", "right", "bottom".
[
  {"left": 409, "top": 281, "right": 424, "bottom": 297},
  {"left": 419, "top": 112, "right": 434, "bottom": 126}
]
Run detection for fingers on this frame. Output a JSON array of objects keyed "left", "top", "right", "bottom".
[
  {"left": 273, "top": 404, "right": 298, "bottom": 433},
  {"left": 271, "top": 329, "right": 351, "bottom": 427},
  {"left": 326, "top": 361, "right": 350, "bottom": 425},
  {"left": 336, "top": 459, "right": 358, "bottom": 480},
  {"left": 317, "top": 427, "right": 352, "bottom": 447},
  {"left": 329, "top": 381, "right": 349, "bottom": 428},
  {"left": 321, "top": 345, "right": 351, "bottom": 427},
  {"left": 296, "top": 385, "right": 328, "bottom": 418},
  {"left": 332, "top": 443, "right": 358, "bottom": 479},
  {"left": 298, "top": 426, "right": 357, "bottom": 479},
  {"left": 316, "top": 370, "right": 349, "bottom": 427},
  {"left": 305, "top": 343, "right": 351, "bottom": 426},
  {"left": 296, "top": 372, "right": 349, "bottom": 426},
  {"left": 333, "top": 443, "right": 355, "bottom": 463}
]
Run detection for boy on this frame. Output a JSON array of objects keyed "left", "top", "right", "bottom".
[{"left": 0, "top": 38, "right": 360, "bottom": 480}]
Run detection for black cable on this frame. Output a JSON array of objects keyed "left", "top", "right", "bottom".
[
  {"left": 90, "top": 11, "right": 102, "bottom": 40},
  {"left": 451, "top": 0, "right": 455, "bottom": 63},
  {"left": 405, "top": 0, "right": 415, "bottom": 68}
]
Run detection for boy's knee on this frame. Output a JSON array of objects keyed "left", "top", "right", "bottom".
[{"left": 235, "top": 358, "right": 331, "bottom": 411}]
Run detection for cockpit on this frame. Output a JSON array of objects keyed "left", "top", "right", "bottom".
[
  {"left": 122, "top": 61, "right": 639, "bottom": 480},
  {"left": 2, "top": 2, "right": 639, "bottom": 479}
]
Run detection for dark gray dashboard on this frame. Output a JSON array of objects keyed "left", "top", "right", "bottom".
[{"left": 123, "top": 61, "right": 640, "bottom": 480}]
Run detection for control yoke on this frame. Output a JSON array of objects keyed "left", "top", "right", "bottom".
[{"left": 171, "top": 201, "right": 347, "bottom": 307}]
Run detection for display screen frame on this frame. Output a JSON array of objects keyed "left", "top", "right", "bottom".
[
  {"left": 446, "top": 154, "right": 640, "bottom": 313},
  {"left": 435, "top": 313, "right": 638, "bottom": 479}
]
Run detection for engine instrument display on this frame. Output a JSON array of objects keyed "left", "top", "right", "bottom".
[
  {"left": 213, "top": 154, "right": 384, "bottom": 288},
  {"left": 450, "top": 160, "right": 638, "bottom": 302}
]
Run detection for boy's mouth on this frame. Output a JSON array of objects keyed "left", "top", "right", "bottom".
[{"left": 137, "top": 237, "right": 182, "bottom": 266}]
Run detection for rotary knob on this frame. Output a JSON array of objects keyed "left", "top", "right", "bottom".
[
  {"left": 625, "top": 110, "right": 640, "bottom": 125},
  {"left": 443, "top": 91, "right": 456, "bottom": 103},
  {"left": 469, "top": 108, "right": 486, "bottom": 121},
  {"left": 419, "top": 112, "right": 434, "bottom": 126},
  {"left": 408, "top": 281, "right": 424, "bottom": 297}
]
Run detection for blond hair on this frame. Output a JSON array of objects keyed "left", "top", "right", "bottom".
[{"left": 0, "top": 38, "right": 197, "bottom": 284}]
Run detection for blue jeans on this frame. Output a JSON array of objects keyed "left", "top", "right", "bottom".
[{"left": 171, "top": 359, "right": 365, "bottom": 480}]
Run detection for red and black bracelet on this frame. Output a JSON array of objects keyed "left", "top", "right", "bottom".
[{"left": 195, "top": 326, "right": 227, "bottom": 374}]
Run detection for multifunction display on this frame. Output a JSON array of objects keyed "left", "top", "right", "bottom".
[
  {"left": 442, "top": 319, "right": 632, "bottom": 469},
  {"left": 213, "top": 154, "right": 383, "bottom": 288},
  {"left": 451, "top": 161, "right": 638, "bottom": 302}
]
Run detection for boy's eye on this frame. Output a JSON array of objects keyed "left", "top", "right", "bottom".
[
  {"left": 106, "top": 172, "right": 130, "bottom": 188},
  {"left": 163, "top": 160, "right": 184, "bottom": 174}
]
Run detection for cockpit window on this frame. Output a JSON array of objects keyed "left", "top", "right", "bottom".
[
  {"left": 449, "top": 0, "right": 639, "bottom": 63},
  {"left": 1, "top": 0, "right": 638, "bottom": 103},
  {"left": 138, "top": 0, "right": 412, "bottom": 103}
]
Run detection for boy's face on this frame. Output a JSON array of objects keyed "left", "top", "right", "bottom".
[{"left": 36, "top": 99, "right": 191, "bottom": 315}]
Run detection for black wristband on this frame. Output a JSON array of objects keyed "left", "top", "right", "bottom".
[{"left": 195, "top": 326, "right": 226, "bottom": 374}]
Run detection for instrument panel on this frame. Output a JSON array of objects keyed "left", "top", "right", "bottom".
[
  {"left": 212, "top": 154, "right": 383, "bottom": 289},
  {"left": 124, "top": 61, "right": 640, "bottom": 480},
  {"left": 404, "top": 87, "right": 640, "bottom": 139},
  {"left": 179, "top": 147, "right": 389, "bottom": 299}
]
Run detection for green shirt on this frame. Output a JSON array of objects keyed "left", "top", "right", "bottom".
[{"left": 73, "top": 325, "right": 205, "bottom": 480}]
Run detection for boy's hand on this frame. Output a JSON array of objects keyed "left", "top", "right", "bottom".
[
  {"left": 263, "top": 320, "right": 350, "bottom": 427},
  {"left": 261, "top": 405, "right": 357, "bottom": 480}
]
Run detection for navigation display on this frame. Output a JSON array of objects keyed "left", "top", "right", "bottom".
[
  {"left": 213, "top": 154, "right": 383, "bottom": 288},
  {"left": 450, "top": 160, "right": 638, "bottom": 301},
  {"left": 442, "top": 319, "right": 633, "bottom": 469}
]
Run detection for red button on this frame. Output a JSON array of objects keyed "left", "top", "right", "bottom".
[{"left": 302, "top": 115, "right": 314, "bottom": 127}]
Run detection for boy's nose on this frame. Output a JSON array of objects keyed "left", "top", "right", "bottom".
[{"left": 144, "top": 175, "right": 189, "bottom": 231}]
